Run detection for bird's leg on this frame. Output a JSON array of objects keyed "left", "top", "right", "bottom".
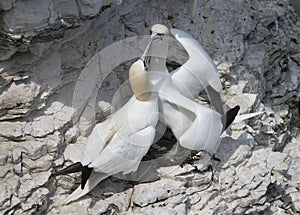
[
  {"left": 51, "top": 162, "right": 83, "bottom": 177},
  {"left": 211, "top": 154, "right": 221, "bottom": 162},
  {"left": 205, "top": 150, "right": 221, "bottom": 162}
]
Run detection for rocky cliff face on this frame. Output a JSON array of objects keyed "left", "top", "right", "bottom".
[{"left": 0, "top": 0, "right": 299, "bottom": 214}]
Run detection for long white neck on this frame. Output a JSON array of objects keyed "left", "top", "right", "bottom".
[
  {"left": 132, "top": 24, "right": 169, "bottom": 98},
  {"left": 140, "top": 24, "right": 169, "bottom": 74},
  {"left": 148, "top": 37, "right": 169, "bottom": 73}
]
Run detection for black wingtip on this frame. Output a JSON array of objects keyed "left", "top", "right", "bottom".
[
  {"left": 81, "top": 166, "right": 93, "bottom": 189},
  {"left": 224, "top": 105, "right": 240, "bottom": 130},
  {"left": 51, "top": 162, "right": 83, "bottom": 178}
]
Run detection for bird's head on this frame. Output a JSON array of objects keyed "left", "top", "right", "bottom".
[
  {"left": 141, "top": 24, "right": 169, "bottom": 72},
  {"left": 129, "top": 24, "right": 170, "bottom": 101},
  {"left": 129, "top": 59, "right": 151, "bottom": 101}
]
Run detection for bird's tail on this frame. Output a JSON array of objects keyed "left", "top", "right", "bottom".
[
  {"left": 223, "top": 105, "right": 240, "bottom": 130},
  {"left": 233, "top": 111, "right": 264, "bottom": 124},
  {"left": 61, "top": 171, "right": 109, "bottom": 205},
  {"left": 51, "top": 162, "right": 83, "bottom": 177}
]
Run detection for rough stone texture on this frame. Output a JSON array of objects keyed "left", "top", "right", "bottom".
[{"left": 0, "top": 0, "right": 299, "bottom": 214}]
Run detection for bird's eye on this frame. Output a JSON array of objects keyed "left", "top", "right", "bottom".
[{"left": 152, "top": 33, "right": 164, "bottom": 41}]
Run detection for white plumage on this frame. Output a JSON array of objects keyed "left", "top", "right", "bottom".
[
  {"left": 144, "top": 26, "right": 227, "bottom": 153},
  {"left": 63, "top": 92, "right": 158, "bottom": 204},
  {"left": 171, "top": 28, "right": 222, "bottom": 97},
  {"left": 169, "top": 28, "right": 262, "bottom": 124},
  {"left": 159, "top": 76, "right": 223, "bottom": 153},
  {"left": 170, "top": 28, "right": 224, "bottom": 115},
  {"left": 62, "top": 25, "right": 169, "bottom": 204},
  {"left": 61, "top": 23, "right": 261, "bottom": 204}
]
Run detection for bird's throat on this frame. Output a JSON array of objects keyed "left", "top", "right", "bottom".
[{"left": 129, "top": 69, "right": 151, "bottom": 101}]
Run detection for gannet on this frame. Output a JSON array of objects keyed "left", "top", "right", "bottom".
[
  {"left": 145, "top": 24, "right": 239, "bottom": 153},
  {"left": 54, "top": 25, "right": 169, "bottom": 205}
]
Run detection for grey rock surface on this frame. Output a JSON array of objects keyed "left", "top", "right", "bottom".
[{"left": 0, "top": 0, "right": 299, "bottom": 214}]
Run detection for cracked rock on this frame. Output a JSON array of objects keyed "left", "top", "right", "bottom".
[
  {"left": 0, "top": 0, "right": 299, "bottom": 214},
  {"left": 132, "top": 179, "right": 186, "bottom": 207},
  {"left": 0, "top": 121, "right": 25, "bottom": 140},
  {"left": 18, "top": 172, "right": 51, "bottom": 199},
  {"left": 1, "top": 0, "right": 58, "bottom": 32},
  {"left": 22, "top": 154, "right": 53, "bottom": 173}
]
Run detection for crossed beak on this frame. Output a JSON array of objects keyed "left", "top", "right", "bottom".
[{"left": 140, "top": 32, "right": 165, "bottom": 71}]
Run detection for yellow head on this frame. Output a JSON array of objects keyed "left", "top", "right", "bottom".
[
  {"left": 129, "top": 59, "right": 151, "bottom": 101},
  {"left": 130, "top": 24, "right": 170, "bottom": 101}
]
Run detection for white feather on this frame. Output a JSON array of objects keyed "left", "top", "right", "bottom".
[
  {"left": 63, "top": 25, "right": 168, "bottom": 204},
  {"left": 234, "top": 111, "right": 264, "bottom": 123},
  {"left": 170, "top": 28, "right": 222, "bottom": 95},
  {"left": 170, "top": 28, "right": 224, "bottom": 115},
  {"left": 159, "top": 77, "right": 222, "bottom": 153}
]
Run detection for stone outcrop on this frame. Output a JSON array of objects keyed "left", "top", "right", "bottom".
[{"left": 0, "top": 0, "right": 299, "bottom": 214}]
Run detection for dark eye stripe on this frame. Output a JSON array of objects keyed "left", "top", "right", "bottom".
[{"left": 150, "top": 31, "right": 165, "bottom": 36}]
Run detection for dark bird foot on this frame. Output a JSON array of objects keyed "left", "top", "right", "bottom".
[{"left": 212, "top": 154, "right": 221, "bottom": 162}]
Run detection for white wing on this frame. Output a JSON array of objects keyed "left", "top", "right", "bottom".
[
  {"left": 63, "top": 125, "right": 156, "bottom": 205},
  {"left": 170, "top": 28, "right": 224, "bottom": 115},
  {"left": 170, "top": 28, "right": 221, "bottom": 93},
  {"left": 89, "top": 126, "right": 156, "bottom": 175},
  {"left": 179, "top": 105, "right": 222, "bottom": 152},
  {"left": 82, "top": 95, "right": 157, "bottom": 167},
  {"left": 65, "top": 92, "right": 158, "bottom": 205},
  {"left": 81, "top": 117, "right": 115, "bottom": 166},
  {"left": 159, "top": 78, "right": 222, "bottom": 152}
]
